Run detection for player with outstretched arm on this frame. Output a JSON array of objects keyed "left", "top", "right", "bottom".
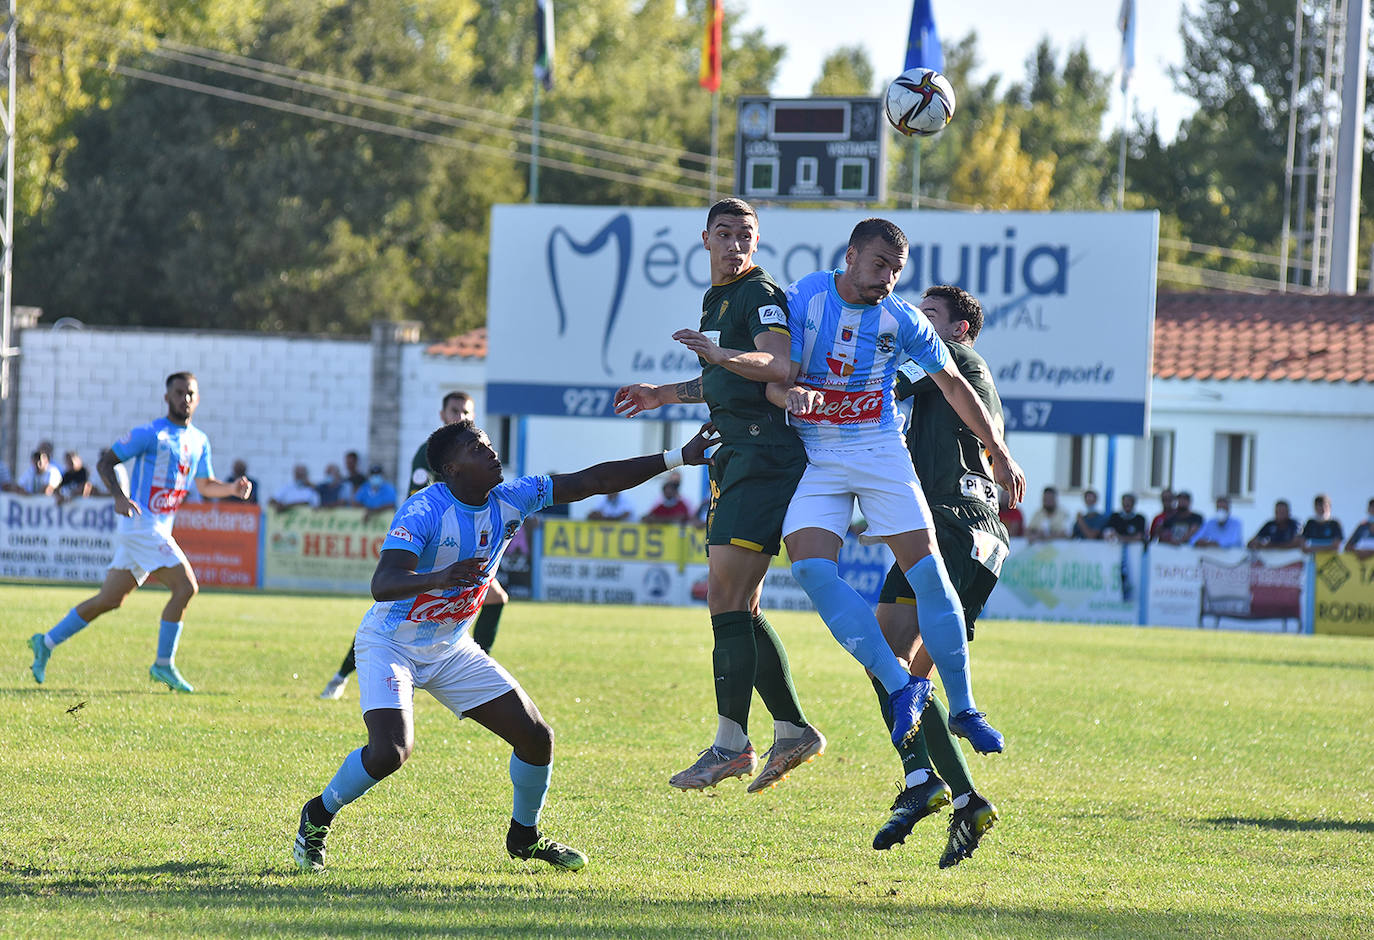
[{"left": 293, "top": 420, "right": 717, "bottom": 873}]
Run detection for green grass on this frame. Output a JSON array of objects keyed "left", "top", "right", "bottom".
[{"left": 3, "top": 584, "right": 1373, "bottom": 939}]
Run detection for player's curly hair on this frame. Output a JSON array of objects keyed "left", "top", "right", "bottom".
[
  {"left": 426, "top": 419, "right": 478, "bottom": 476},
  {"left": 848, "top": 218, "right": 907, "bottom": 254},
  {"left": 706, "top": 197, "right": 757, "bottom": 229},
  {"left": 923, "top": 284, "right": 983, "bottom": 341}
]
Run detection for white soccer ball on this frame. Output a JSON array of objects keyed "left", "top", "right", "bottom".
[{"left": 884, "top": 68, "right": 956, "bottom": 138}]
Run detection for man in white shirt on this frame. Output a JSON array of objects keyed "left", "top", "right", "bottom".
[
  {"left": 18, "top": 450, "right": 63, "bottom": 495},
  {"left": 271, "top": 464, "right": 321, "bottom": 510}
]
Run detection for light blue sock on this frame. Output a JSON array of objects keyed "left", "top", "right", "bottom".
[
  {"left": 906, "top": 554, "right": 975, "bottom": 715},
  {"left": 791, "top": 558, "right": 909, "bottom": 693},
  {"left": 322, "top": 748, "right": 380, "bottom": 814},
  {"left": 156, "top": 620, "right": 183, "bottom": 665},
  {"left": 510, "top": 754, "right": 551, "bottom": 828},
  {"left": 46, "top": 608, "right": 89, "bottom": 647}
]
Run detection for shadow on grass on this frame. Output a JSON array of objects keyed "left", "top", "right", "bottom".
[
  {"left": 0, "top": 865, "right": 1357, "bottom": 938},
  {"left": 1207, "top": 816, "right": 1374, "bottom": 833},
  {"left": 1124, "top": 649, "right": 1374, "bottom": 672}
]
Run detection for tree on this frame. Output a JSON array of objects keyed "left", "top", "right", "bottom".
[
  {"left": 948, "top": 105, "right": 1055, "bottom": 210},
  {"left": 811, "top": 45, "right": 876, "bottom": 97}
]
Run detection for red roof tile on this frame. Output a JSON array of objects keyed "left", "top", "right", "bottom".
[
  {"left": 1154, "top": 292, "right": 1374, "bottom": 383},
  {"left": 425, "top": 327, "right": 487, "bottom": 359}
]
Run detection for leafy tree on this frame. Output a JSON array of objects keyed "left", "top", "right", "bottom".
[
  {"left": 949, "top": 105, "right": 1055, "bottom": 210},
  {"left": 811, "top": 45, "right": 876, "bottom": 97}
]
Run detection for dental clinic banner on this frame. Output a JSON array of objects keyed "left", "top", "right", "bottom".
[{"left": 486, "top": 206, "right": 1158, "bottom": 435}]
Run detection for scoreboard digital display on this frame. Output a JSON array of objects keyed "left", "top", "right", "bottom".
[{"left": 735, "top": 96, "right": 886, "bottom": 202}]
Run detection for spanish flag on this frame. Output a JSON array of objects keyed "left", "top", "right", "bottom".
[{"left": 699, "top": 0, "right": 723, "bottom": 92}]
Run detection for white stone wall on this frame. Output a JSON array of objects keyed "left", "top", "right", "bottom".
[
  {"left": 18, "top": 327, "right": 371, "bottom": 500},
  {"left": 396, "top": 345, "right": 487, "bottom": 486}
]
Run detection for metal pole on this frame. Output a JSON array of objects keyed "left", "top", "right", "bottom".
[
  {"left": 0, "top": 0, "right": 17, "bottom": 473},
  {"left": 1330, "top": 0, "right": 1368, "bottom": 293},
  {"left": 911, "top": 140, "right": 920, "bottom": 210},
  {"left": 1117, "top": 87, "right": 1128, "bottom": 210},
  {"left": 530, "top": 80, "right": 541, "bottom": 204},
  {"left": 1279, "top": 0, "right": 1305, "bottom": 291}
]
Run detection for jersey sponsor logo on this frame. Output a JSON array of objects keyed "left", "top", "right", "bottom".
[
  {"left": 702, "top": 330, "right": 721, "bottom": 346},
  {"left": 389, "top": 525, "right": 415, "bottom": 543},
  {"left": 504, "top": 520, "right": 521, "bottom": 541},
  {"left": 825, "top": 351, "right": 855, "bottom": 377},
  {"left": 960, "top": 473, "right": 998, "bottom": 509},
  {"left": 147, "top": 486, "right": 189, "bottom": 513},
  {"left": 877, "top": 332, "right": 896, "bottom": 354},
  {"left": 758, "top": 304, "right": 785, "bottom": 326},
  {"left": 792, "top": 388, "right": 884, "bottom": 425},
  {"left": 411, "top": 468, "right": 430, "bottom": 486},
  {"left": 407, "top": 583, "right": 489, "bottom": 624}
]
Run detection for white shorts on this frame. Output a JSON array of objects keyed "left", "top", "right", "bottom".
[
  {"left": 109, "top": 528, "right": 190, "bottom": 585},
  {"left": 355, "top": 630, "right": 518, "bottom": 718},
  {"left": 782, "top": 443, "right": 933, "bottom": 539}
]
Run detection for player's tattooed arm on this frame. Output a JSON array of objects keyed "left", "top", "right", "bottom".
[{"left": 672, "top": 376, "right": 704, "bottom": 402}]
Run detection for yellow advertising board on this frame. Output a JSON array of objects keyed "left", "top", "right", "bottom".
[{"left": 1313, "top": 551, "right": 1374, "bottom": 637}]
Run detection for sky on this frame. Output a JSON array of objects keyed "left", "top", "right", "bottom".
[{"left": 734, "top": 0, "right": 1203, "bottom": 140}]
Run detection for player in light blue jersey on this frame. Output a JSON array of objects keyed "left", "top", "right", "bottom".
[
  {"left": 29, "top": 373, "right": 253, "bottom": 692},
  {"left": 772, "top": 219, "right": 1026, "bottom": 756},
  {"left": 293, "top": 419, "right": 717, "bottom": 873}
]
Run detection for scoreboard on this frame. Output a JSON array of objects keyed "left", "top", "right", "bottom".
[{"left": 734, "top": 96, "right": 887, "bottom": 203}]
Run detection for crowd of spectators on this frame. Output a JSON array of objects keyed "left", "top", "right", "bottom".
[{"left": 1007, "top": 486, "right": 1369, "bottom": 554}]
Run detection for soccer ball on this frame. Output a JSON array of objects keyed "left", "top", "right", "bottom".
[{"left": 884, "top": 68, "right": 956, "bottom": 137}]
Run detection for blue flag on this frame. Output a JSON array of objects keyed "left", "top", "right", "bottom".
[
  {"left": 1118, "top": 0, "right": 1136, "bottom": 93},
  {"left": 904, "top": 0, "right": 943, "bottom": 73}
]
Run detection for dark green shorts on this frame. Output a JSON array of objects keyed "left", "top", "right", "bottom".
[
  {"left": 877, "top": 500, "right": 1010, "bottom": 640},
  {"left": 705, "top": 440, "right": 807, "bottom": 556}
]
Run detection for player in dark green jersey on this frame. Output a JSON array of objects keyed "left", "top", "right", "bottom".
[
  {"left": 868, "top": 285, "right": 1008, "bottom": 868},
  {"left": 318, "top": 391, "right": 509, "bottom": 700},
  {"left": 613, "top": 198, "right": 823, "bottom": 794}
]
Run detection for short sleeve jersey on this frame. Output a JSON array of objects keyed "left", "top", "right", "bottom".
[
  {"left": 896, "top": 341, "right": 1002, "bottom": 508},
  {"left": 699, "top": 265, "right": 795, "bottom": 446},
  {"left": 1303, "top": 518, "right": 1344, "bottom": 546},
  {"left": 1254, "top": 518, "right": 1300, "bottom": 545},
  {"left": 111, "top": 417, "right": 213, "bottom": 537},
  {"left": 1105, "top": 512, "right": 1147, "bottom": 538},
  {"left": 786, "top": 270, "right": 949, "bottom": 452},
  {"left": 356, "top": 475, "right": 552, "bottom": 648}
]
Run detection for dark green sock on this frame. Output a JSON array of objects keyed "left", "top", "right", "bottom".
[
  {"left": 870, "top": 675, "right": 932, "bottom": 778},
  {"left": 711, "top": 611, "right": 757, "bottom": 734},
  {"left": 339, "top": 641, "right": 357, "bottom": 677},
  {"left": 922, "top": 694, "right": 975, "bottom": 796},
  {"left": 751, "top": 613, "right": 806, "bottom": 725},
  {"left": 471, "top": 603, "right": 504, "bottom": 652}
]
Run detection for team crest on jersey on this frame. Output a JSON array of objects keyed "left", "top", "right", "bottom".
[
  {"left": 504, "top": 521, "right": 521, "bottom": 541},
  {"left": 479, "top": 530, "right": 490, "bottom": 547},
  {"left": 826, "top": 352, "right": 855, "bottom": 377},
  {"left": 389, "top": 525, "right": 415, "bottom": 543},
  {"left": 717, "top": 300, "right": 729, "bottom": 320},
  {"left": 840, "top": 326, "right": 854, "bottom": 342},
  {"left": 876, "top": 332, "right": 896, "bottom": 354},
  {"left": 758, "top": 304, "right": 786, "bottom": 326}
]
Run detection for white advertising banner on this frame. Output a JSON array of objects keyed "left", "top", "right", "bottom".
[
  {"left": 1146, "top": 544, "right": 1305, "bottom": 633},
  {"left": 984, "top": 538, "right": 1141, "bottom": 624},
  {"left": 0, "top": 494, "right": 118, "bottom": 583},
  {"left": 487, "top": 206, "right": 1158, "bottom": 434}
]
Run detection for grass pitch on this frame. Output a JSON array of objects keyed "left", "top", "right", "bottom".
[{"left": 2, "top": 584, "right": 1372, "bottom": 938}]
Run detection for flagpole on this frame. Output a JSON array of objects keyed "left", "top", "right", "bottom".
[
  {"left": 911, "top": 140, "right": 921, "bottom": 210},
  {"left": 710, "top": 90, "right": 720, "bottom": 202},
  {"left": 531, "top": 79, "right": 541, "bottom": 204},
  {"left": 1116, "top": 88, "right": 1126, "bottom": 210}
]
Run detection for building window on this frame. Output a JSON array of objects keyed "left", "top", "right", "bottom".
[
  {"left": 1067, "top": 435, "right": 1095, "bottom": 490},
  {"left": 1148, "top": 430, "right": 1174, "bottom": 492},
  {"left": 1213, "top": 432, "right": 1256, "bottom": 499}
]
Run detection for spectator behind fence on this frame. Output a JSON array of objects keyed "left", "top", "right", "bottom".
[
  {"left": 1072, "top": 489, "right": 1107, "bottom": 540},
  {"left": 1302, "top": 493, "right": 1343, "bottom": 553},
  {"left": 642, "top": 473, "right": 692, "bottom": 525},
  {"left": 18, "top": 449, "right": 62, "bottom": 495},
  {"left": 1247, "top": 499, "right": 1302, "bottom": 550},
  {"left": 272, "top": 464, "right": 321, "bottom": 511},
  {"left": 1191, "top": 495, "right": 1244, "bottom": 548},
  {"left": 1158, "top": 491, "right": 1203, "bottom": 545},
  {"left": 353, "top": 464, "right": 398, "bottom": 521},
  {"left": 56, "top": 451, "right": 93, "bottom": 503},
  {"left": 316, "top": 464, "right": 352, "bottom": 507},
  {"left": 1148, "top": 488, "right": 1177, "bottom": 542},
  {"left": 998, "top": 487, "right": 1024, "bottom": 537},
  {"left": 1027, "top": 486, "right": 1071, "bottom": 542},
  {"left": 1344, "top": 498, "right": 1374, "bottom": 558},
  {"left": 1103, "top": 493, "right": 1146, "bottom": 543},
  {"left": 0, "top": 451, "right": 14, "bottom": 492},
  {"left": 343, "top": 450, "right": 367, "bottom": 492},
  {"left": 226, "top": 459, "right": 261, "bottom": 504},
  {"left": 587, "top": 490, "right": 633, "bottom": 521}
]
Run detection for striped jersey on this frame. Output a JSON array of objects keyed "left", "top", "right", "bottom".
[
  {"left": 110, "top": 417, "right": 213, "bottom": 537},
  {"left": 356, "top": 474, "right": 552, "bottom": 648},
  {"left": 785, "top": 270, "right": 948, "bottom": 451}
]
